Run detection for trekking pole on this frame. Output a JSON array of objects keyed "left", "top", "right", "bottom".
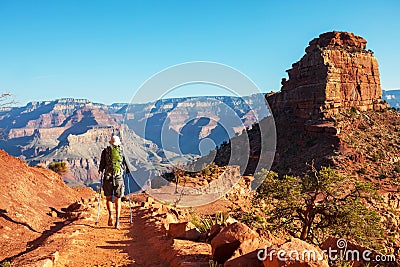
[
  {"left": 126, "top": 172, "right": 133, "bottom": 224},
  {"left": 95, "top": 172, "right": 103, "bottom": 225}
]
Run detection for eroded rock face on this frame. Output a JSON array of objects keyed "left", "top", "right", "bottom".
[
  {"left": 0, "top": 96, "right": 263, "bottom": 186},
  {"left": 267, "top": 31, "right": 388, "bottom": 119}
]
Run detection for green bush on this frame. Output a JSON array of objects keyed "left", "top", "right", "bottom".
[
  {"left": 0, "top": 261, "right": 11, "bottom": 267},
  {"left": 237, "top": 211, "right": 266, "bottom": 229},
  {"left": 254, "top": 167, "right": 383, "bottom": 247},
  {"left": 35, "top": 163, "right": 46, "bottom": 168},
  {"left": 48, "top": 161, "right": 68, "bottom": 175},
  {"left": 394, "top": 164, "right": 400, "bottom": 173},
  {"left": 201, "top": 162, "right": 219, "bottom": 177},
  {"left": 358, "top": 167, "right": 367, "bottom": 175},
  {"left": 191, "top": 211, "right": 229, "bottom": 234}
]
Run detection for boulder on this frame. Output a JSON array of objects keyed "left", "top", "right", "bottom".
[
  {"left": 208, "top": 224, "right": 223, "bottom": 241},
  {"left": 211, "top": 222, "right": 259, "bottom": 264},
  {"left": 185, "top": 228, "right": 201, "bottom": 241},
  {"left": 224, "top": 250, "right": 264, "bottom": 267},
  {"left": 168, "top": 222, "right": 201, "bottom": 241},
  {"left": 63, "top": 202, "right": 83, "bottom": 212},
  {"left": 225, "top": 217, "right": 239, "bottom": 224}
]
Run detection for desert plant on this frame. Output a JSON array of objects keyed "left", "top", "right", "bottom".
[
  {"left": 358, "top": 167, "right": 367, "bottom": 175},
  {"left": 35, "top": 163, "right": 46, "bottom": 168},
  {"left": 191, "top": 211, "right": 229, "bottom": 234},
  {"left": 254, "top": 166, "right": 384, "bottom": 248},
  {"left": 201, "top": 163, "right": 211, "bottom": 176},
  {"left": 209, "top": 260, "right": 223, "bottom": 267},
  {"left": 237, "top": 211, "right": 266, "bottom": 229},
  {"left": 48, "top": 161, "right": 68, "bottom": 175},
  {"left": 171, "top": 163, "right": 186, "bottom": 193},
  {"left": 394, "top": 164, "right": 400, "bottom": 173},
  {"left": 201, "top": 162, "right": 219, "bottom": 177},
  {"left": 0, "top": 261, "right": 12, "bottom": 267},
  {"left": 349, "top": 106, "right": 359, "bottom": 117}
]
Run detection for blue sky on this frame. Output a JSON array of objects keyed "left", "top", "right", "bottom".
[{"left": 0, "top": 0, "right": 399, "bottom": 105}]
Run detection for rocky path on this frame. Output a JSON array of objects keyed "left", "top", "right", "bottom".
[
  {"left": 9, "top": 194, "right": 211, "bottom": 267},
  {"left": 55, "top": 205, "right": 167, "bottom": 267},
  {"left": 8, "top": 197, "right": 171, "bottom": 267}
]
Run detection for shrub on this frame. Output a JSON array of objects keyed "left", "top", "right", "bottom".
[
  {"left": 358, "top": 167, "right": 367, "bottom": 175},
  {"left": 254, "top": 166, "right": 383, "bottom": 248},
  {"left": 237, "top": 211, "right": 266, "bottom": 229},
  {"left": 0, "top": 261, "right": 11, "bottom": 267},
  {"left": 349, "top": 106, "right": 359, "bottom": 117},
  {"left": 191, "top": 211, "right": 229, "bottom": 234},
  {"left": 201, "top": 162, "right": 219, "bottom": 177},
  {"left": 48, "top": 161, "right": 68, "bottom": 175},
  {"left": 394, "top": 164, "right": 400, "bottom": 173},
  {"left": 35, "top": 163, "right": 46, "bottom": 168}
]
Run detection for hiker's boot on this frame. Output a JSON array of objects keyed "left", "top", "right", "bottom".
[
  {"left": 108, "top": 215, "right": 114, "bottom": 226},
  {"left": 115, "top": 218, "right": 120, "bottom": 229}
]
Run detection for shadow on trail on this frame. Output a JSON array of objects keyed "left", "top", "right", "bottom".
[
  {"left": 0, "top": 217, "right": 78, "bottom": 265},
  {"left": 0, "top": 209, "right": 39, "bottom": 233},
  {"left": 74, "top": 223, "right": 112, "bottom": 230}
]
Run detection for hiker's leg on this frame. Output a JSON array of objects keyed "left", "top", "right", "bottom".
[
  {"left": 106, "top": 196, "right": 114, "bottom": 226},
  {"left": 115, "top": 197, "right": 121, "bottom": 219},
  {"left": 114, "top": 175, "right": 124, "bottom": 229},
  {"left": 102, "top": 178, "right": 114, "bottom": 226},
  {"left": 106, "top": 196, "right": 113, "bottom": 216}
]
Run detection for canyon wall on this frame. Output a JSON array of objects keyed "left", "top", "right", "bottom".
[{"left": 0, "top": 96, "right": 263, "bottom": 186}]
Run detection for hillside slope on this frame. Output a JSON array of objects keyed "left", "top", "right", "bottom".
[{"left": 0, "top": 150, "right": 94, "bottom": 261}]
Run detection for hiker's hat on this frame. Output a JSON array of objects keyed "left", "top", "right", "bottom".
[{"left": 109, "top": 135, "right": 121, "bottom": 146}]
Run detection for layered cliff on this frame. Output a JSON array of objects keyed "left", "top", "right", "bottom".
[
  {"left": 0, "top": 96, "right": 264, "bottom": 186},
  {"left": 267, "top": 31, "right": 388, "bottom": 119}
]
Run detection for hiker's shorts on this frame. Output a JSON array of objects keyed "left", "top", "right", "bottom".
[{"left": 103, "top": 175, "right": 125, "bottom": 198}]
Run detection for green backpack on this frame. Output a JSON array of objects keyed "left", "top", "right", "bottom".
[{"left": 106, "top": 145, "right": 123, "bottom": 176}]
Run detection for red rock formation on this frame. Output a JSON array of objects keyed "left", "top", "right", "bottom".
[{"left": 267, "top": 31, "right": 388, "bottom": 119}]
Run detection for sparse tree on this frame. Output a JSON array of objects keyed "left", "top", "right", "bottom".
[
  {"left": 170, "top": 162, "right": 186, "bottom": 193},
  {"left": 254, "top": 165, "right": 383, "bottom": 248}
]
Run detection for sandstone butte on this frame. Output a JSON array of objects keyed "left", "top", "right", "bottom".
[{"left": 267, "top": 31, "right": 389, "bottom": 119}]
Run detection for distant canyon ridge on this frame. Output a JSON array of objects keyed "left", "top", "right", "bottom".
[
  {"left": 0, "top": 96, "right": 266, "bottom": 187},
  {"left": 0, "top": 89, "right": 397, "bottom": 187}
]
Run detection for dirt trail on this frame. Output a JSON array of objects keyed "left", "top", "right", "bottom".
[
  {"left": 7, "top": 197, "right": 175, "bottom": 267},
  {"left": 55, "top": 204, "right": 168, "bottom": 267}
]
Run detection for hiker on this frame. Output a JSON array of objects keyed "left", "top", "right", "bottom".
[{"left": 98, "top": 135, "right": 130, "bottom": 229}]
